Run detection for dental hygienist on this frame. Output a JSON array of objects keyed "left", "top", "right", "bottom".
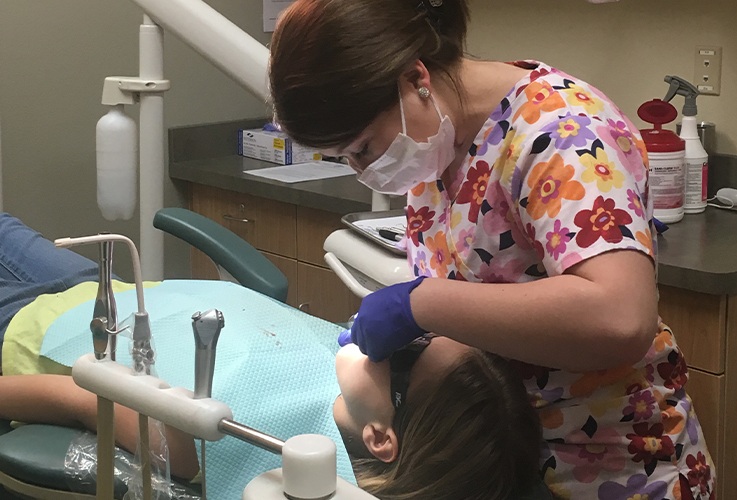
[{"left": 269, "top": 0, "right": 714, "bottom": 497}]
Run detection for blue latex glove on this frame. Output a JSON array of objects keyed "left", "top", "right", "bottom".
[
  {"left": 653, "top": 217, "right": 669, "bottom": 234},
  {"left": 349, "top": 277, "right": 428, "bottom": 362},
  {"left": 338, "top": 329, "right": 353, "bottom": 347}
]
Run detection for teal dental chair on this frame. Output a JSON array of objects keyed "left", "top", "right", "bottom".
[{"left": 0, "top": 207, "right": 288, "bottom": 499}]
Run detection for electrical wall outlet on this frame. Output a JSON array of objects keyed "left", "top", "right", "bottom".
[{"left": 694, "top": 45, "right": 722, "bottom": 96}]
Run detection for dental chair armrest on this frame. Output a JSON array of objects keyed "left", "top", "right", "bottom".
[
  {"left": 0, "top": 424, "right": 128, "bottom": 497},
  {"left": 153, "top": 207, "right": 288, "bottom": 303},
  {"left": 0, "top": 424, "right": 201, "bottom": 498}
]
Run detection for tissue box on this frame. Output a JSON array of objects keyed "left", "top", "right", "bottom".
[{"left": 238, "top": 128, "right": 322, "bottom": 165}]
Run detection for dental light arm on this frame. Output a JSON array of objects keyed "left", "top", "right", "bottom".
[
  {"left": 102, "top": 0, "right": 387, "bottom": 281},
  {"left": 128, "top": 0, "right": 270, "bottom": 99},
  {"left": 99, "top": 0, "right": 269, "bottom": 280}
]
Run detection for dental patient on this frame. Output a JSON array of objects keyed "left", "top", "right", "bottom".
[
  {"left": 0, "top": 212, "right": 543, "bottom": 499},
  {"left": 335, "top": 337, "right": 543, "bottom": 499}
]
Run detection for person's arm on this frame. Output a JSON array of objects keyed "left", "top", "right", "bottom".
[
  {"left": 0, "top": 374, "right": 199, "bottom": 480},
  {"left": 410, "top": 249, "right": 658, "bottom": 372}
]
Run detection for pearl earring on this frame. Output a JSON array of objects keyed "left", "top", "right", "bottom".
[{"left": 418, "top": 86, "right": 431, "bottom": 99}]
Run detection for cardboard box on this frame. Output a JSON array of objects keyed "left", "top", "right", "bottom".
[{"left": 238, "top": 128, "right": 322, "bottom": 165}]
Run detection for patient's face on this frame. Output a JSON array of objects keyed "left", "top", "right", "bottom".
[
  {"left": 333, "top": 337, "right": 471, "bottom": 457},
  {"left": 333, "top": 343, "right": 393, "bottom": 454}
]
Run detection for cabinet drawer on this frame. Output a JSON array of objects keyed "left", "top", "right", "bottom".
[
  {"left": 296, "top": 206, "right": 346, "bottom": 267},
  {"left": 191, "top": 184, "right": 297, "bottom": 258},
  {"left": 686, "top": 368, "right": 724, "bottom": 500},
  {"left": 658, "top": 285, "right": 725, "bottom": 374},
  {"left": 297, "top": 262, "right": 362, "bottom": 324},
  {"left": 686, "top": 369, "right": 722, "bottom": 474}
]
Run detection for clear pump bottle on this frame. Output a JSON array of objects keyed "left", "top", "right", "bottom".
[{"left": 664, "top": 76, "right": 708, "bottom": 214}]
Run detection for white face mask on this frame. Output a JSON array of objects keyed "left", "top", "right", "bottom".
[{"left": 357, "top": 91, "right": 456, "bottom": 196}]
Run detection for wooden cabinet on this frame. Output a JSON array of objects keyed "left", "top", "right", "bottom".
[
  {"left": 190, "top": 184, "right": 297, "bottom": 257},
  {"left": 189, "top": 183, "right": 361, "bottom": 324},
  {"left": 658, "top": 285, "right": 737, "bottom": 499},
  {"left": 297, "top": 262, "right": 362, "bottom": 321}
]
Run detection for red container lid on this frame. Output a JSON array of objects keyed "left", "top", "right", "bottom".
[{"left": 637, "top": 99, "right": 684, "bottom": 153}]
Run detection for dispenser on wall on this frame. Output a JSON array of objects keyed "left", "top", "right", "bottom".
[{"left": 97, "top": 104, "right": 138, "bottom": 221}]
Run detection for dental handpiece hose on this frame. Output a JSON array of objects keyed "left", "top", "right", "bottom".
[{"left": 54, "top": 234, "right": 146, "bottom": 314}]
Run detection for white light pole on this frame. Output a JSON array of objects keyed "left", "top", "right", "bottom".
[{"left": 100, "top": 0, "right": 269, "bottom": 280}]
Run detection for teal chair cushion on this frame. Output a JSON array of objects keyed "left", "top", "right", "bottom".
[
  {"left": 0, "top": 423, "right": 127, "bottom": 497},
  {"left": 153, "top": 207, "right": 288, "bottom": 302},
  {"left": 0, "top": 423, "right": 200, "bottom": 499}
]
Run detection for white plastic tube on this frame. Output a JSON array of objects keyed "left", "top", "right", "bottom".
[
  {"left": 129, "top": 0, "right": 269, "bottom": 100},
  {"left": 55, "top": 233, "right": 146, "bottom": 313}
]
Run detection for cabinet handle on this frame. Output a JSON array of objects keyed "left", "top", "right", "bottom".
[
  {"left": 223, "top": 203, "right": 254, "bottom": 224},
  {"left": 222, "top": 214, "right": 253, "bottom": 224},
  {"left": 298, "top": 303, "right": 311, "bottom": 313}
]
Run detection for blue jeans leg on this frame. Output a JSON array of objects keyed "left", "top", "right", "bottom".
[
  {"left": 0, "top": 213, "right": 100, "bottom": 348},
  {"left": 0, "top": 212, "right": 99, "bottom": 283}
]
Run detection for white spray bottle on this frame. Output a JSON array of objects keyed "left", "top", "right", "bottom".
[{"left": 664, "top": 76, "right": 708, "bottom": 214}]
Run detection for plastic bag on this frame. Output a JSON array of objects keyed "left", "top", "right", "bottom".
[
  {"left": 126, "top": 416, "right": 178, "bottom": 500},
  {"left": 64, "top": 430, "right": 200, "bottom": 500},
  {"left": 123, "top": 315, "right": 182, "bottom": 500}
]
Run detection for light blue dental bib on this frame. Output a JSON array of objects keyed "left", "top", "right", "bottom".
[{"left": 40, "top": 279, "right": 355, "bottom": 498}]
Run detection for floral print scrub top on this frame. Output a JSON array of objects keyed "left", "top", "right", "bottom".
[{"left": 406, "top": 62, "right": 714, "bottom": 499}]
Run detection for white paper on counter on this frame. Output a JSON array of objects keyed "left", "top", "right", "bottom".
[{"left": 244, "top": 161, "right": 356, "bottom": 183}]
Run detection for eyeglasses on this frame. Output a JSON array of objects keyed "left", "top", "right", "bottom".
[{"left": 389, "top": 333, "right": 437, "bottom": 411}]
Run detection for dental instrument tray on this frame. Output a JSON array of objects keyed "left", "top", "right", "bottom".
[{"left": 341, "top": 210, "right": 407, "bottom": 255}]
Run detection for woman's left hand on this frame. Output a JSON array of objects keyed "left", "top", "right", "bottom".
[{"left": 349, "top": 277, "right": 428, "bottom": 361}]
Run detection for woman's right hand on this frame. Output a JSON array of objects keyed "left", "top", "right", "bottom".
[{"left": 348, "top": 277, "right": 428, "bottom": 361}]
